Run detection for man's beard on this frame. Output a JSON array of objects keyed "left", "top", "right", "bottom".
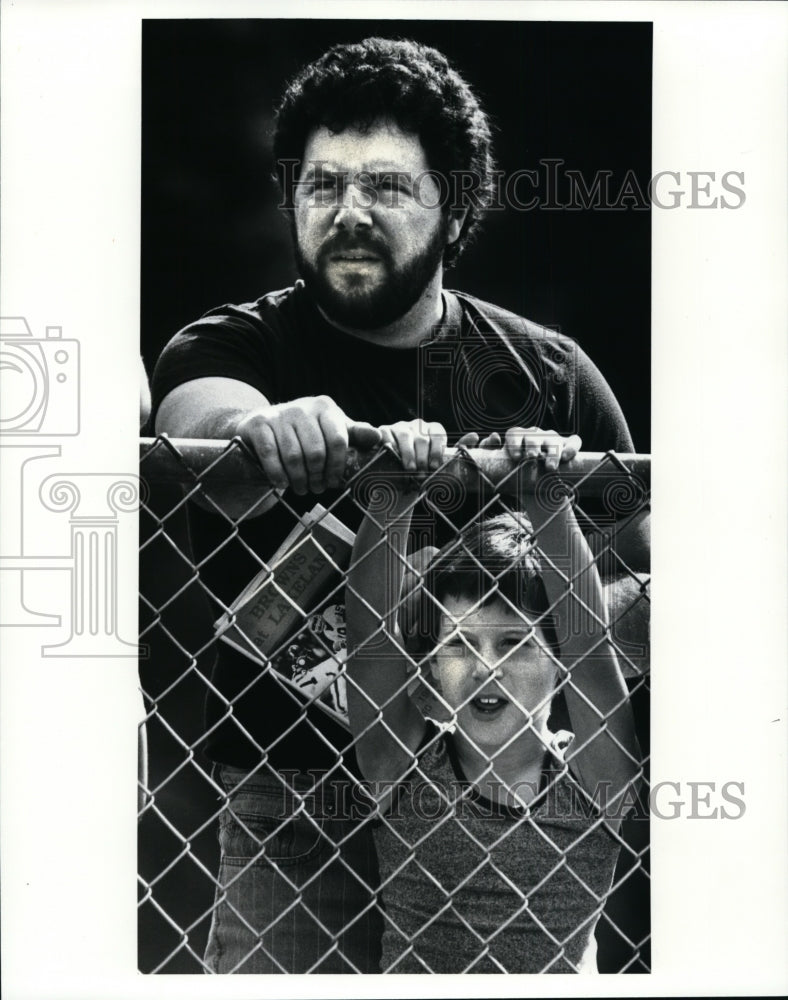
[{"left": 295, "top": 223, "right": 448, "bottom": 330}]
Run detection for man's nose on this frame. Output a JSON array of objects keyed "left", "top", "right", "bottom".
[{"left": 333, "top": 181, "right": 374, "bottom": 230}]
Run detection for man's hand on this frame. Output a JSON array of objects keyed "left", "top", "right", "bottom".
[
  {"left": 236, "top": 395, "right": 381, "bottom": 495},
  {"left": 378, "top": 419, "right": 448, "bottom": 472},
  {"left": 456, "top": 430, "right": 502, "bottom": 450},
  {"left": 503, "top": 427, "right": 582, "bottom": 471},
  {"left": 457, "top": 429, "right": 581, "bottom": 470}
]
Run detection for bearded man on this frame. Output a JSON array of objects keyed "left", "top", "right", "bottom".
[{"left": 151, "top": 36, "right": 638, "bottom": 973}]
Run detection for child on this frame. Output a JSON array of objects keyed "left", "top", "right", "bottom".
[{"left": 346, "top": 435, "right": 642, "bottom": 974}]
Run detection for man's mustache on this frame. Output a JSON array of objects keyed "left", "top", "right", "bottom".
[{"left": 318, "top": 234, "right": 390, "bottom": 263}]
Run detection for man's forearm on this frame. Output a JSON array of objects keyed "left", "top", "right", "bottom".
[
  {"left": 158, "top": 405, "right": 250, "bottom": 442},
  {"left": 155, "top": 383, "right": 281, "bottom": 519}
]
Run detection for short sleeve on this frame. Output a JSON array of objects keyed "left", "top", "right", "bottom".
[
  {"left": 572, "top": 345, "right": 635, "bottom": 453},
  {"left": 150, "top": 306, "right": 278, "bottom": 421}
]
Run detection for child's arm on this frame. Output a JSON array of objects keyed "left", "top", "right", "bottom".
[
  {"left": 346, "top": 422, "right": 441, "bottom": 791},
  {"left": 525, "top": 492, "right": 642, "bottom": 824}
]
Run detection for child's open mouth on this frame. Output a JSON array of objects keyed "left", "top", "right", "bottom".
[{"left": 470, "top": 695, "right": 508, "bottom": 716}]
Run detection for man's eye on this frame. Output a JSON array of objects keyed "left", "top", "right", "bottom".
[
  {"left": 300, "top": 177, "right": 337, "bottom": 194},
  {"left": 296, "top": 180, "right": 334, "bottom": 201},
  {"left": 374, "top": 176, "right": 410, "bottom": 199}
]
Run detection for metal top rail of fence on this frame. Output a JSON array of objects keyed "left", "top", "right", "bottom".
[{"left": 140, "top": 436, "right": 650, "bottom": 494}]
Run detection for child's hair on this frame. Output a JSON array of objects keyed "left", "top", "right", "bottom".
[{"left": 410, "top": 512, "right": 560, "bottom": 661}]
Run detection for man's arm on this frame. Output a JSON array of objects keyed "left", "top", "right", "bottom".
[{"left": 155, "top": 377, "right": 380, "bottom": 518}]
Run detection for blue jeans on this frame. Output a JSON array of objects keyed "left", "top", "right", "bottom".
[{"left": 204, "top": 765, "right": 382, "bottom": 973}]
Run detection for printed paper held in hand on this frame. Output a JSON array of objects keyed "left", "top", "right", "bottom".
[{"left": 215, "top": 504, "right": 355, "bottom": 728}]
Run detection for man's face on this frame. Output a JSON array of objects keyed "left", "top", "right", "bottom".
[
  {"left": 293, "top": 120, "right": 453, "bottom": 329},
  {"left": 433, "top": 596, "right": 558, "bottom": 751}
]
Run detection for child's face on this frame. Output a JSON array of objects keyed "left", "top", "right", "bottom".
[{"left": 432, "top": 595, "right": 558, "bottom": 749}]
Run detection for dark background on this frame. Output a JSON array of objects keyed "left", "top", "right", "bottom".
[
  {"left": 139, "top": 18, "right": 651, "bottom": 974},
  {"left": 141, "top": 18, "right": 651, "bottom": 451}
]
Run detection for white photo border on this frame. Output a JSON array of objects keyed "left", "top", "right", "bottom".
[{"left": 1, "top": 1, "right": 786, "bottom": 998}]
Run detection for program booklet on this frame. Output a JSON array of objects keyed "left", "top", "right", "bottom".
[{"left": 215, "top": 504, "right": 355, "bottom": 727}]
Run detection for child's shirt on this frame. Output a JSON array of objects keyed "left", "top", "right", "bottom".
[{"left": 371, "top": 727, "right": 622, "bottom": 973}]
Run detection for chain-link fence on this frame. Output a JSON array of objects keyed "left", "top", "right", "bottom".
[{"left": 138, "top": 437, "right": 650, "bottom": 974}]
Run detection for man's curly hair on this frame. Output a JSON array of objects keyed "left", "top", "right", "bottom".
[{"left": 273, "top": 37, "right": 496, "bottom": 268}]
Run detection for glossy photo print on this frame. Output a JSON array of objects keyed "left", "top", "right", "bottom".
[
  {"left": 138, "top": 18, "right": 651, "bottom": 976},
  {"left": 2, "top": 3, "right": 786, "bottom": 997}
]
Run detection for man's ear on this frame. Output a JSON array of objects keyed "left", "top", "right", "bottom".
[{"left": 446, "top": 208, "right": 469, "bottom": 246}]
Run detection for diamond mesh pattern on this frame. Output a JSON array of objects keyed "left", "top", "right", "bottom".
[{"left": 138, "top": 438, "right": 650, "bottom": 973}]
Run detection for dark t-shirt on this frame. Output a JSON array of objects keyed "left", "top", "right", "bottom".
[{"left": 151, "top": 280, "right": 633, "bottom": 772}]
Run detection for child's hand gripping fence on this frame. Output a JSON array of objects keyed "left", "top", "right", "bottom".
[{"left": 138, "top": 436, "right": 650, "bottom": 974}]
